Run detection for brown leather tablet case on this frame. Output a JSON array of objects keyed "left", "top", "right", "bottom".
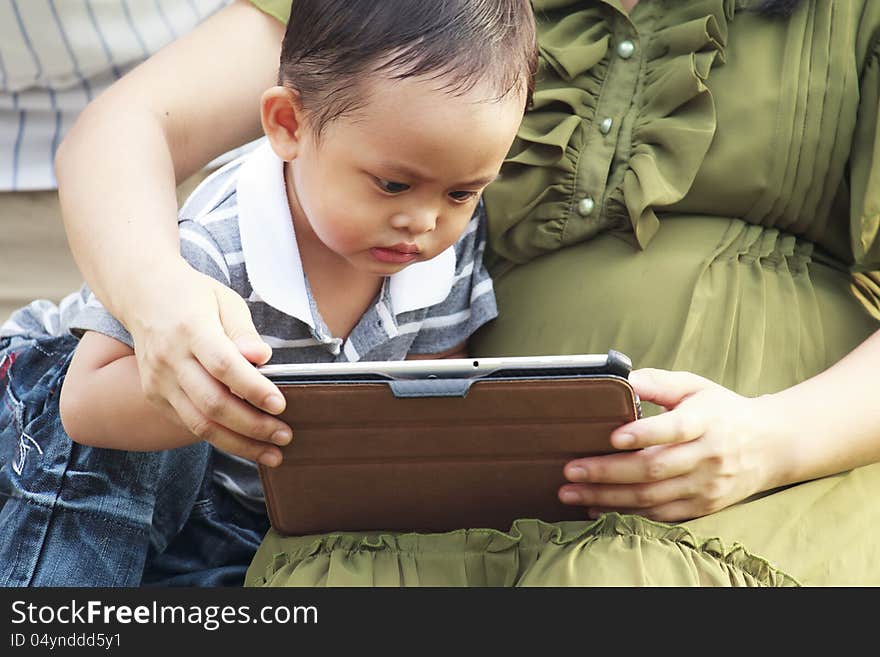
[{"left": 258, "top": 367, "right": 640, "bottom": 536}]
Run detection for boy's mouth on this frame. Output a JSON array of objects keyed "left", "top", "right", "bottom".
[{"left": 370, "top": 243, "right": 421, "bottom": 264}]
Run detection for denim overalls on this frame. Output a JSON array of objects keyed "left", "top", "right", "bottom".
[{"left": 0, "top": 333, "right": 267, "bottom": 586}]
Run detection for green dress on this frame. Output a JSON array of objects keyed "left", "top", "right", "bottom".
[{"left": 245, "top": 0, "right": 880, "bottom": 586}]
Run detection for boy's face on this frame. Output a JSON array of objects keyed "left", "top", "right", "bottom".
[{"left": 282, "top": 74, "right": 525, "bottom": 276}]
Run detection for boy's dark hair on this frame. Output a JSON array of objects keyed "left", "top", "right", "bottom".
[{"left": 278, "top": 0, "right": 537, "bottom": 136}]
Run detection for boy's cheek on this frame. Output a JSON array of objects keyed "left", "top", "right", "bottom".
[
  {"left": 313, "top": 219, "right": 370, "bottom": 255},
  {"left": 439, "top": 212, "right": 476, "bottom": 246}
]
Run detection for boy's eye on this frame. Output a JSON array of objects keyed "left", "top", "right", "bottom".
[
  {"left": 375, "top": 178, "right": 410, "bottom": 194},
  {"left": 449, "top": 190, "right": 478, "bottom": 202}
]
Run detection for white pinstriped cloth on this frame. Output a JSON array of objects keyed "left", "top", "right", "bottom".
[{"left": 0, "top": 0, "right": 230, "bottom": 191}]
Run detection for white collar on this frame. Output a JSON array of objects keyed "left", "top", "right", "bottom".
[{"left": 235, "top": 141, "right": 456, "bottom": 327}]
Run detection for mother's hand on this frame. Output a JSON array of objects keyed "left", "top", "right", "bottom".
[
  {"left": 559, "top": 368, "right": 775, "bottom": 522},
  {"left": 126, "top": 260, "right": 292, "bottom": 466}
]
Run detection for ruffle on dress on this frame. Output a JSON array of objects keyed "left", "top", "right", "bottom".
[
  {"left": 245, "top": 513, "right": 798, "bottom": 587},
  {"left": 492, "top": 5, "right": 611, "bottom": 261},
  {"left": 618, "top": 0, "right": 734, "bottom": 247},
  {"left": 488, "top": 0, "right": 737, "bottom": 262}
]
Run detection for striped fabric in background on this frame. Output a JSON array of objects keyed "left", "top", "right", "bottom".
[{"left": 0, "top": 0, "right": 231, "bottom": 191}]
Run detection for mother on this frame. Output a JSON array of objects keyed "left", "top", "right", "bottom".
[{"left": 55, "top": 0, "right": 880, "bottom": 585}]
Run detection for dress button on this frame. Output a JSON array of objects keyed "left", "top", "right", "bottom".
[
  {"left": 577, "top": 197, "right": 595, "bottom": 217},
  {"left": 599, "top": 117, "right": 613, "bottom": 135},
  {"left": 616, "top": 39, "right": 636, "bottom": 59}
]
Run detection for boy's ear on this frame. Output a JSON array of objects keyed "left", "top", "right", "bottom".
[{"left": 261, "top": 86, "right": 306, "bottom": 161}]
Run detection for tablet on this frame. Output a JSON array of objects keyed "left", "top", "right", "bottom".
[{"left": 257, "top": 350, "right": 641, "bottom": 535}]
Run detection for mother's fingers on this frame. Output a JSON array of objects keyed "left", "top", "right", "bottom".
[
  {"left": 559, "top": 472, "right": 697, "bottom": 511},
  {"left": 565, "top": 440, "right": 702, "bottom": 484},
  {"left": 169, "top": 389, "right": 281, "bottom": 467},
  {"left": 189, "top": 322, "right": 285, "bottom": 415},
  {"left": 628, "top": 368, "right": 717, "bottom": 411},
  {"left": 214, "top": 281, "right": 273, "bottom": 367},
  {"left": 165, "top": 383, "right": 284, "bottom": 467},
  {"left": 609, "top": 403, "right": 708, "bottom": 450},
  {"left": 174, "top": 356, "right": 292, "bottom": 445}
]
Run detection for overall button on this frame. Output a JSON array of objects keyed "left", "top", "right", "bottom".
[
  {"left": 577, "top": 197, "right": 595, "bottom": 217},
  {"left": 599, "top": 117, "right": 613, "bottom": 135},
  {"left": 616, "top": 39, "right": 636, "bottom": 59}
]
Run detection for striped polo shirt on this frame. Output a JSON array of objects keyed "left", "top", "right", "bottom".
[
  {"left": 0, "top": 0, "right": 230, "bottom": 191},
  {"left": 2, "top": 140, "right": 499, "bottom": 512}
]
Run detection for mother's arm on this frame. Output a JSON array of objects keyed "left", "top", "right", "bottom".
[
  {"left": 54, "top": 0, "right": 292, "bottom": 461},
  {"left": 560, "top": 328, "right": 880, "bottom": 521}
]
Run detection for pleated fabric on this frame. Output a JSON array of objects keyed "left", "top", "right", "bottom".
[{"left": 247, "top": 514, "right": 796, "bottom": 587}]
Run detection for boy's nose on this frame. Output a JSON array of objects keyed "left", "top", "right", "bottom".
[{"left": 390, "top": 208, "right": 437, "bottom": 235}]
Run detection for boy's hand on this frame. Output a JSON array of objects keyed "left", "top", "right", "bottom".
[{"left": 127, "top": 263, "right": 292, "bottom": 466}]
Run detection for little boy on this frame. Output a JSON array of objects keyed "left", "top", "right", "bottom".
[{"left": 0, "top": 0, "right": 536, "bottom": 586}]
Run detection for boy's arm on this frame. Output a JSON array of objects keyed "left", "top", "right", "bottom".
[{"left": 60, "top": 331, "right": 195, "bottom": 450}]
